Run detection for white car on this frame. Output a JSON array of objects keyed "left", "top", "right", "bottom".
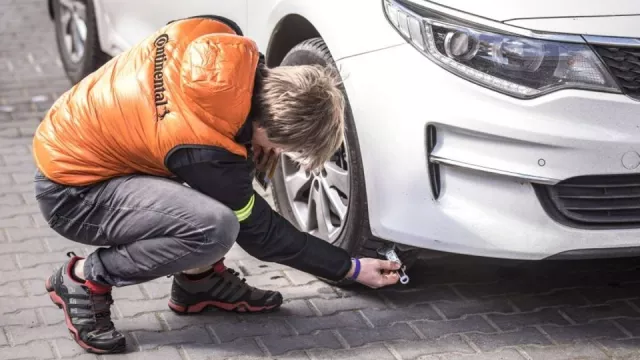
[{"left": 48, "top": 0, "right": 640, "bottom": 266}]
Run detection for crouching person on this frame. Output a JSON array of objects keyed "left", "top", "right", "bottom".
[{"left": 33, "top": 16, "right": 401, "bottom": 354}]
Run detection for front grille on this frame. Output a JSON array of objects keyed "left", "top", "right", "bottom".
[
  {"left": 534, "top": 174, "right": 640, "bottom": 229},
  {"left": 593, "top": 45, "right": 640, "bottom": 99}
]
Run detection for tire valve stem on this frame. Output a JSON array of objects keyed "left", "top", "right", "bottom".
[{"left": 377, "top": 245, "right": 410, "bottom": 285}]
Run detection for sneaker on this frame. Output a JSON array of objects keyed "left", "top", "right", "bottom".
[
  {"left": 168, "top": 259, "right": 283, "bottom": 314},
  {"left": 45, "top": 252, "right": 126, "bottom": 354}
]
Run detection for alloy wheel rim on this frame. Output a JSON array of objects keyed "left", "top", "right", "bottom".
[
  {"left": 59, "top": 0, "right": 87, "bottom": 63},
  {"left": 281, "top": 142, "right": 350, "bottom": 243}
]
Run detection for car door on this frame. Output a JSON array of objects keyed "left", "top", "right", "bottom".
[{"left": 97, "top": 0, "right": 248, "bottom": 50}]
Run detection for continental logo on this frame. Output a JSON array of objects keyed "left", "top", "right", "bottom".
[{"left": 153, "top": 34, "right": 170, "bottom": 120}]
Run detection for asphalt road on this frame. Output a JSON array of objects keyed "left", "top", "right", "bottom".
[{"left": 2, "top": 1, "right": 640, "bottom": 359}]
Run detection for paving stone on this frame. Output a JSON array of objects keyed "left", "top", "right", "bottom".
[
  {"left": 414, "top": 315, "right": 496, "bottom": 339},
  {"left": 466, "top": 328, "right": 552, "bottom": 351},
  {"left": 287, "top": 311, "right": 368, "bottom": 335},
  {"left": 542, "top": 322, "right": 626, "bottom": 344},
  {"left": 522, "top": 341, "right": 610, "bottom": 360},
  {"left": 432, "top": 299, "right": 516, "bottom": 320},
  {"left": 0, "top": 214, "right": 33, "bottom": 228},
  {"left": 239, "top": 257, "right": 292, "bottom": 275},
  {"left": 5, "top": 227, "right": 56, "bottom": 242},
  {"left": 243, "top": 271, "right": 292, "bottom": 289},
  {"left": 509, "top": 289, "right": 590, "bottom": 312},
  {"left": 388, "top": 336, "right": 476, "bottom": 359},
  {"left": 310, "top": 344, "right": 397, "bottom": 360},
  {"left": 0, "top": 238, "right": 45, "bottom": 254},
  {"left": 1, "top": 263, "right": 55, "bottom": 284},
  {"left": 311, "top": 296, "right": 387, "bottom": 316},
  {"left": 140, "top": 280, "right": 170, "bottom": 299},
  {"left": 0, "top": 310, "right": 39, "bottom": 327},
  {"left": 16, "top": 251, "right": 75, "bottom": 268},
  {"left": 0, "top": 281, "right": 25, "bottom": 297},
  {"left": 23, "top": 279, "right": 48, "bottom": 296},
  {"left": 381, "top": 285, "right": 462, "bottom": 307},
  {"left": 161, "top": 310, "right": 241, "bottom": 331},
  {"left": 260, "top": 330, "right": 342, "bottom": 356},
  {"left": 184, "top": 339, "right": 265, "bottom": 359},
  {"left": 562, "top": 302, "right": 640, "bottom": 324},
  {"left": 0, "top": 255, "right": 17, "bottom": 271},
  {"left": 0, "top": 194, "right": 23, "bottom": 205},
  {"left": 284, "top": 269, "right": 319, "bottom": 285},
  {"left": 0, "top": 340, "right": 55, "bottom": 360},
  {"left": 580, "top": 283, "right": 640, "bottom": 303},
  {"left": 597, "top": 338, "right": 640, "bottom": 359},
  {"left": 210, "top": 318, "right": 292, "bottom": 343},
  {"left": 134, "top": 326, "right": 213, "bottom": 351},
  {"left": 360, "top": 304, "right": 441, "bottom": 326},
  {"left": 116, "top": 298, "right": 169, "bottom": 318},
  {"left": 106, "top": 345, "right": 183, "bottom": 360},
  {"left": 615, "top": 318, "right": 640, "bottom": 337},
  {"left": 340, "top": 323, "right": 419, "bottom": 347},
  {"left": 54, "top": 338, "right": 104, "bottom": 359},
  {"left": 111, "top": 285, "right": 147, "bottom": 301},
  {"left": 7, "top": 322, "right": 69, "bottom": 345},
  {"left": 278, "top": 282, "right": 338, "bottom": 301},
  {"left": 489, "top": 308, "right": 570, "bottom": 331},
  {"left": 422, "top": 349, "right": 527, "bottom": 360},
  {"left": 1, "top": 294, "right": 52, "bottom": 315}
]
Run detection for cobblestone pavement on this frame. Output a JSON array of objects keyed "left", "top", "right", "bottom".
[{"left": 3, "top": 1, "right": 640, "bottom": 359}]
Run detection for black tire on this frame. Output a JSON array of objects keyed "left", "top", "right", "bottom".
[
  {"left": 52, "top": 0, "right": 111, "bottom": 84},
  {"left": 270, "top": 38, "right": 388, "bottom": 285}
]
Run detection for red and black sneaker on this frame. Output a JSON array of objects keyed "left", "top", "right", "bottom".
[
  {"left": 45, "top": 252, "right": 126, "bottom": 354},
  {"left": 168, "top": 259, "right": 283, "bottom": 314}
]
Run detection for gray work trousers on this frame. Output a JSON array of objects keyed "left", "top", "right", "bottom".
[{"left": 34, "top": 170, "right": 240, "bottom": 287}]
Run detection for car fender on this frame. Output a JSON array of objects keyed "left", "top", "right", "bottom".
[{"left": 264, "top": 0, "right": 404, "bottom": 61}]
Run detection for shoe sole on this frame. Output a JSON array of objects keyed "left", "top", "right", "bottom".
[
  {"left": 45, "top": 278, "right": 126, "bottom": 354},
  {"left": 167, "top": 299, "right": 281, "bottom": 315}
]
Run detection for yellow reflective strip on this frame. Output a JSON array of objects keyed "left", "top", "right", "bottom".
[{"left": 234, "top": 194, "right": 255, "bottom": 221}]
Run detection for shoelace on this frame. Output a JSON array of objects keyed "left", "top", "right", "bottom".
[
  {"left": 90, "top": 292, "right": 115, "bottom": 330},
  {"left": 226, "top": 268, "right": 247, "bottom": 284}
]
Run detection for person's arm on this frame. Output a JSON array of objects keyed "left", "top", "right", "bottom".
[{"left": 166, "top": 147, "right": 354, "bottom": 281}]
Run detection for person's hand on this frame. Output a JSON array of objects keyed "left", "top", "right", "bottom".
[
  {"left": 347, "top": 258, "right": 401, "bottom": 289},
  {"left": 252, "top": 143, "right": 280, "bottom": 175}
]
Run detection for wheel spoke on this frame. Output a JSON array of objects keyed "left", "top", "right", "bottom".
[
  {"left": 311, "top": 182, "right": 333, "bottom": 240},
  {"left": 321, "top": 178, "right": 347, "bottom": 222},
  {"left": 73, "top": 14, "right": 88, "bottom": 42},
  {"left": 284, "top": 172, "right": 311, "bottom": 201},
  {"left": 58, "top": 0, "right": 74, "bottom": 10},
  {"left": 324, "top": 162, "right": 349, "bottom": 196}
]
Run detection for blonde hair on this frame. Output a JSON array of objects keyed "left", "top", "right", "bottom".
[{"left": 254, "top": 64, "right": 346, "bottom": 170}]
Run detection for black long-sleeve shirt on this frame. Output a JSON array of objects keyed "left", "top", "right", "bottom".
[{"left": 166, "top": 147, "right": 353, "bottom": 281}]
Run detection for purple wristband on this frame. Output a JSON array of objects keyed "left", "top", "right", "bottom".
[{"left": 350, "top": 258, "right": 361, "bottom": 281}]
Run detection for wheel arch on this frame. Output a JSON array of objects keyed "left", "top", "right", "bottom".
[
  {"left": 47, "top": 0, "right": 54, "bottom": 19},
  {"left": 262, "top": 0, "right": 403, "bottom": 66},
  {"left": 265, "top": 14, "right": 321, "bottom": 68}
]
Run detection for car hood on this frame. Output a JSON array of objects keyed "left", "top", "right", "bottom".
[{"left": 426, "top": 0, "right": 640, "bottom": 22}]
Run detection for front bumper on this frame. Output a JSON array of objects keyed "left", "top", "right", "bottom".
[{"left": 337, "top": 43, "right": 640, "bottom": 260}]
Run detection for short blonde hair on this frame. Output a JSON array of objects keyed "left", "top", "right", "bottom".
[{"left": 255, "top": 64, "right": 346, "bottom": 170}]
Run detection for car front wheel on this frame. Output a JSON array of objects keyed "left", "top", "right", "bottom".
[{"left": 271, "top": 38, "right": 388, "bottom": 285}]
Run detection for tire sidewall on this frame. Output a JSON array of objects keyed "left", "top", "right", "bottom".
[{"left": 270, "top": 38, "right": 371, "bottom": 256}]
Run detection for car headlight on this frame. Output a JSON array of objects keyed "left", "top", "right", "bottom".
[{"left": 382, "top": 0, "right": 621, "bottom": 98}]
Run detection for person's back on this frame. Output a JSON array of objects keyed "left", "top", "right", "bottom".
[{"left": 34, "top": 17, "right": 258, "bottom": 185}]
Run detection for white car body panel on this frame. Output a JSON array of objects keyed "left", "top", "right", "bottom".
[
  {"left": 426, "top": 0, "right": 640, "bottom": 21},
  {"left": 84, "top": 0, "right": 640, "bottom": 259},
  {"left": 506, "top": 15, "right": 640, "bottom": 38}
]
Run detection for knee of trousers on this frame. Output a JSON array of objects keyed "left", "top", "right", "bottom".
[{"left": 197, "top": 206, "right": 240, "bottom": 251}]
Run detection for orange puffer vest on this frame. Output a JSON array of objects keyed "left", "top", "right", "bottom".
[{"left": 33, "top": 18, "right": 260, "bottom": 186}]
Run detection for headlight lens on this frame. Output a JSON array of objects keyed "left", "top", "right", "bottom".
[{"left": 383, "top": 0, "right": 620, "bottom": 98}]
